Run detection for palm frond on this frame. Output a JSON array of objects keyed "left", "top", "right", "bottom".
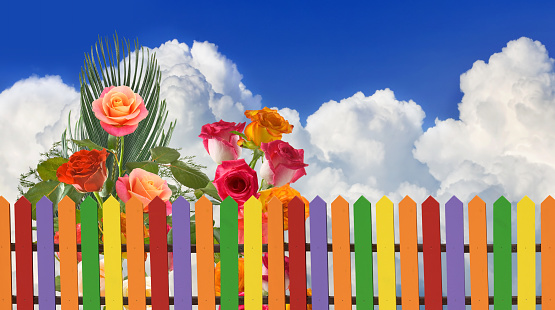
[{"left": 77, "top": 33, "right": 176, "bottom": 167}]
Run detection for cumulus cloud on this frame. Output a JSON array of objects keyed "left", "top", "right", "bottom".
[
  {"left": 414, "top": 37, "right": 555, "bottom": 205},
  {"left": 0, "top": 75, "right": 79, "bottom": 202}
]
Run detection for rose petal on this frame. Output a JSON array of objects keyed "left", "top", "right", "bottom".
[{"left": 100, "top": 122, "right": 138, "bottom": 137}]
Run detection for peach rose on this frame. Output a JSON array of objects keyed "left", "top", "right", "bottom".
[
  {"left": 243, "top": 107, "right": 293, "bottom": 146},
  {"left": 116, "top": 168, "right": 172, "bottom": 215},
  {"left": 92, "top": 86, "right": 148, "bottom": 136}
]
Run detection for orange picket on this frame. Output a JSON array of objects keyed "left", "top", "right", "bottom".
[
  {"left": 332, "top": 196, "right": 352, "bottom": 310},
  {"left": 126, "top": 197, "right": 146, "bottom": 310},
  {"left": 58, "top": 196, "right": 78, "bottom": 309},
  {"left": 196, "top": 196, "right": 215, "bottom": 310},
  {"left": 268, "top": 196, "right": 285, "bottom": 310},
  {"left": 469, "top": 196, "right": 488, "bottom": 309},
  {"left": 0, "top": 197, "right": 11, "bottom": 310},
  {"left": 399, "top": 196, "right": 419, "bottom": 309}
]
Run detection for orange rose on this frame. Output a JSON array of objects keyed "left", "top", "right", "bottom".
[
  {"left": 116, "top": 168, "right": 173, "bottom": 214},
  {"left": 56, "top": 148, "right": 109, "bottom": 193},
  {"left": 215, "top": 257, "right": 245, "bottom": 296},
  {"left": 243, "top": 107, "right": 293, "bottom": 146},
  {"left": 258, "top": 184, "right": 309, "bottom": 231},
  {"left": 92, "top": 86, "right": 148, "bottom": 136}
]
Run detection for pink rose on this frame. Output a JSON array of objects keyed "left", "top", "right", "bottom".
[
  {"left": 116, "top": 168, "right": 172, "bottom": 215},
  {"left": 199, "top": 120, "right": 246, "bottom": 164},
  {"left": 259, "top": 140, "right": 308, "bottom": 187},
  {"left": 213, "top": 159, "right": 260, "bottom": 208},
  {"left": 92, "top": 86, "right": 148, "bottom": 136},
  {"left": 262, "top": 253, "right": 290, "bottom": 292}
]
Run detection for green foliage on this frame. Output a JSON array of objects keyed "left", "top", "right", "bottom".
[
  {"left": 150, "top": 146, "right": 181, "bottom": 164},
  {"left": 170, "top": 160, "right": 210, "bottom": 190},
  {"left": 37, "top": 157, "right": 68, "bottom": 181}
]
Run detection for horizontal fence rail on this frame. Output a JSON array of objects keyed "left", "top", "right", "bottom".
[{"left": 0, "top": 194, "right": 553, "bottom": 308}]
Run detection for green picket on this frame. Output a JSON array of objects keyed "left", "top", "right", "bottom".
[
  {"left": 493, "top": 196, "right": 511, "bottom": 309},
  {"left": 354, "top": 195, "right": 373, "bottom": 309},
  {"left": 220, "top": 196, "right": 239, "bottom": 309},
  {"left": 80, "top": 196, "right": 101, "bottom": 309}
]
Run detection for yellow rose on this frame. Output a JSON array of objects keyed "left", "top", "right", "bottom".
[
  {"left": 244, "top": 107, "right": 293, "bottom": 146},
  {"left": 258, "top": 184, "right": 309, "bottom": 231}
]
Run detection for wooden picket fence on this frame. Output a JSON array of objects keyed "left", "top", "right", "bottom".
[{"left": 0, "top": 194, "right": 552, "bottom": 309}]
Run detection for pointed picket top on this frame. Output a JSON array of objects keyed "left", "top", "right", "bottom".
[
  {"left": 245, "top": 195, "right": 261, "bottom": 210},
  {"left": 174, "top": 195, "right": 188, "bottom": 205},
  {"left": 149, "top": 196, "right": 166, "bottom": 212},
  {"left": 0, "top": 196, "right": 8, "bottom": 206},
  {"left": 126, "top": 196, "right": 143, "bottom": 213},
  {"left": 519, "top": 195, "right": 534, "bottom": 206},
  {"left": 495, "top": 195, "right": 510, "bottom": 206},
  {"left": 543, "top": 195, "right": 555, "bottom": 206},
  {"left": 423, "top": 195, "right": 438, "bottom": 206},
  {"left": 311, "top": 195, "right": 325, "bottom": 205},
  {"left": 223, "top": 195, "right": 237, "bottom": 205},
  {"left": 289, "top": 195, "right": 305, "bottom": 211},
  {"left": 332, "top": 195, "right": 348, "bottom": 207},
  {"left": 355, "top": 195, "right": 370, "bottom": 206},
  {"left": 447, "top": 195, "right": 462, "bottom": 205},
  {"left": 377, "top": 195, "right": 393, "bottom": 207},
  {"left": 15, "top": 195, "right": 31, "bottom": 208},
  {"left": 105, "top": 195, "right": 119, "bottom": 206},
  {"left": 197, "top": 194, "right": 213, "bottom": 208},
  {"left": 267, "top": 196, "right": 282, "bottom": 212},
  {"left": 58, "top": 195, "right": 76, "bottom": 213},
  {"left": 38, "top": 195, "right": 52, "bottom": 205},
  {"left": 400, "top": 195, "right": 415, "bottom": 207},
  {"left": 470, "top": 195, "right": 485, "bottom": 205}
]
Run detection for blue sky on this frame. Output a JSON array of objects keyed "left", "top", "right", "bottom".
[{"left": 3, "top": 1, "right": 555, "bottom": 129}]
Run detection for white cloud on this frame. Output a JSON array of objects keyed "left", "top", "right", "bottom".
[
  {"left": 414, "top": 37, "right": 555, "bottom": 205},
  {"left": 0, "top": 75, "right": 79, "bottom": 202}
]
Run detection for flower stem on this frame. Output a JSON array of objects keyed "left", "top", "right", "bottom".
[
  {"left": 249, "top": 148, "right": 264, "bottom": 169},
  {"left": 118, "top": 136, "right": 124, "bottom": 177},
  {"left": 93, "top": 191, "right": 104, "bottom": 207}
]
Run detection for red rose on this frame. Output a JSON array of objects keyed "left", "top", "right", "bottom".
[
  {"left": 213, "top": 159, "right": 259, "bottom": 207},
  {"left": 259, "top": 140, "right": 308, "bottom": 187},
  {"left": 57, "top": 149, "right": 109, "bottom": 193}
]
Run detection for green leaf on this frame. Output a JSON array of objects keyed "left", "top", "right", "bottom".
[
  {"left": 150, "top": 147, "right": 180, "bottom": 164},
  {"left": 37, "top": 157, "right": 68, "bottom": 181},
  {"left": 166, "top": 215, "right": 172, "bottom": 226},
  {"left": 230, "top": 130, "right": 248, "bottom": 140},
  {"left": 194, "top": 182, "right": 222, "bottom": 202},
  {"left": 107, "top": 135, "right": 117, "bottom": 151},
  {"left": 53, "top": 217, "right": 59, "bottom": 233},
  {"left": 55, "top": 275, "right": 61, "bottom": 292},
  {"left": 100, "top": 179, "right": 115, "bottom": 198},
  {"left": 170, "top": 160, "right": 210, "bottom": 189},
  {"left": 24, "top": 180, "right": 64, "bottom": 220},
  {"left": 214, "top": 252, "right": 221, "bottom": 264},
  {"left": 62, "top": 184, "right": 85, "bottom": 205},
  {"left": 213, "top": 227, "right": 221, "bottom": 244},
  {"left": 167, "top": 228, "right": 173, "bottom": 245},
  {"left": 125, "top": 161, "right": 159, "bottom": 174},
  {"left": 190, "top": 221, "right": 196, "bottom": 245},
  {"left": 75, "top": 209, "right": 81, "bottom": 224},
  {"left": 72, "top": 139, "right": 104, "bottom": 151}
]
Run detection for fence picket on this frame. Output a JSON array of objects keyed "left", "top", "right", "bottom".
[
  {"left": 173, "top": 196, "right": 192, "bottom": 310},
  {"left": 493, "top": 196, "right": 511, "bottom": 309},
  {"left": 542, "top": 196, "right": 555, "bottom": 308},
  {"left": 377, "top": 196, "right": 395, "bottom": 309},
  {"left": 445, "top": 196, "right": 464, "bottom": 310},
  {"left": 309, "top": 196, "right": 329, "bottom": 310},
  {"left": 196, "top": 196, "right": 215, "bottom": 310},
  {"left": 518, "top": 196, "right": 535, "bottom": 309},
  {"left": 267, "top": 196, "right": 285, "bottom": 310},
  {"left": 289, "top": 196, "right": 308, "bottom": 310},
  {"left": 469, "top": 196, "right": 488, "bottom": 309},
  {"left": 354, "top": 195, "right": 373, "bottom": 310},
  {"left": 244, "top": 196, "right": 262, "bottom": 309},
  {"left": 150, "top": 197, "right": 170, "bottom": 309},
  {"left": 399, "top": 196, "right": 418, "bottom": 310},
  {"left": 15, "top": 196, "right": 33, "bottom": 310},
  {"left": 422, "top": 196, "right": 442, "bottom": 309},
  {"left": 126, "top": 197, "right": 146, "bottom": 310},
  {"left": 59, "top": 196, "right": 78, "bottom": 309},
  {"left": 80, "top": 196, "right": 101, "bottom": 310},
  {"left": 36, "top": 196, "right": 55, "bottom": 310},
  {"left": 103, "top": 196, "right": 123, "bottom": 309},
  {"left": 332, "top": 196, "right": 352, "bottom": 310},
  {"left": 221, "top": 196, "right": 239, "bottom": 309},
  {"left": 0, "top": 196, "right": 10, "bottom": 310}
]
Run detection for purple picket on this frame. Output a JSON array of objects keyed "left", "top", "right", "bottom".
[
  {"left": 36, "top": 196, "right": 55, "bottom": 310},
  {"left": 445, "top": 196, "right": 465, "bottom": 309},
  {"left": 309, "top": 196, "right": 329, "bottom": 309},
  {"left": 172, "top": 196, "right": 192, "bottom": 310}
]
